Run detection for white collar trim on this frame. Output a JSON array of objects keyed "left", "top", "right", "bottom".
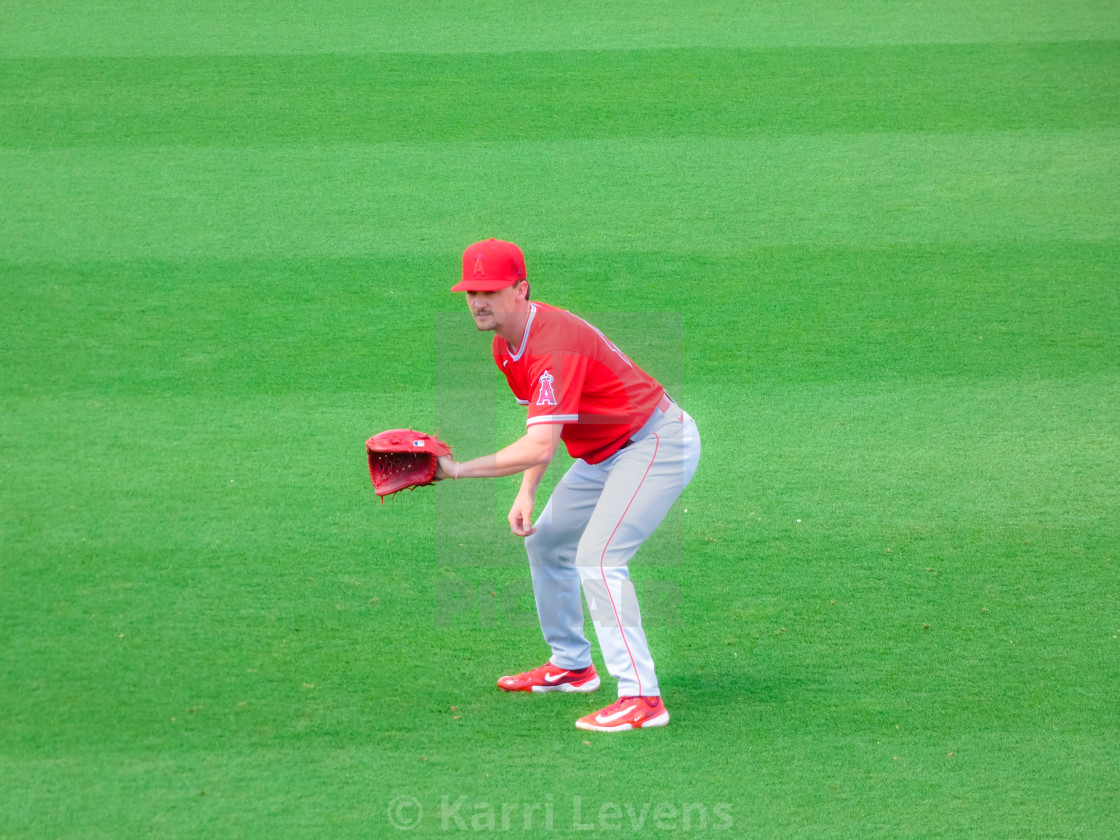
[{"left": 506, "top": 303, "right": 537, "bottom": 362}]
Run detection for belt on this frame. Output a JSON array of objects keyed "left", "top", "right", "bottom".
[{"left": 622, "top": 392, "right": 680, "bottom": 449}]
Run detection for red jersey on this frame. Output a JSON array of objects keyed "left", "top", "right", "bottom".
[{"left": 492, "top": 302, "right": 665, "bottom": 464}]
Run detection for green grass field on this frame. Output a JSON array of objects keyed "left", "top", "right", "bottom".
[{"left": 2, "top": 2, "right": 1118, "bottom": 837}]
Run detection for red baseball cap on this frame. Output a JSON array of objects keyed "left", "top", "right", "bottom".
[{"left": 452, "top": 238, "right": 527, "bottom": 292}]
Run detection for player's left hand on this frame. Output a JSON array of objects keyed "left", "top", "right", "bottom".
[{"left": 435, "top": 455, "right": 457, "bottom": 481}]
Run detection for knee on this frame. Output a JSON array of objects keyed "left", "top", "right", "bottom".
[
  {"left": 526, "top": 522, "right": 573, "bottom": 566},
  {"left": 524, "top": 528, "right": 543, "bottom": 559},
  {"left": 525, "top": 526, "right": 553, "bottom": 563}
]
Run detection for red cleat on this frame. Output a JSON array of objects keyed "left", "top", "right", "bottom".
[
  {"left": 497, "top": 662, "right": 600, "bottom": 694},
  {"left": 575, "top": 696, "right": 669, "bottom": 732}
]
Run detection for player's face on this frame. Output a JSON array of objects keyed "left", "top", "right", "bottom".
[{"left": 466, "top": 282, "right": 524, "bottom": 332}]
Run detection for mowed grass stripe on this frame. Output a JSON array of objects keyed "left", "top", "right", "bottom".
[
  {"left": 2, "top": 130, "right": 1117, "bottom": 262},
  {"left": 2, "top": 244, "right": 1116, "bottom": 399},
  {"left": 2, "top": 0, "right": 1117, "bottom": 59},
  {"left": 2, "top": 374, "right": 1115, "bottom": 560},
  {"left": 2, "top": 42, "right": 1117, "bottom": 148}
]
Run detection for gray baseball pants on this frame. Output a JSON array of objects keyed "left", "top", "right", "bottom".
[{"left": 524, "top": 398, "right": 701, "bottom": 697}]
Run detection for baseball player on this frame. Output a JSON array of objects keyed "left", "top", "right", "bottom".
[{"left": 435, "top": 238, "right": 701, "bottom": 732}]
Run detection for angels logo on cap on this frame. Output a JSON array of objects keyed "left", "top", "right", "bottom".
[{"left": 452, "top": 238, "right": 526, "bottom": 292}]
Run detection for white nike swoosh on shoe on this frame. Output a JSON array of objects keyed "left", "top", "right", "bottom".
[
  {"left": 543, "top": 670, "right": 570, "bottom": 683},
  {"left": 595, "top": 704, "right": 638, "bottom": 724}
]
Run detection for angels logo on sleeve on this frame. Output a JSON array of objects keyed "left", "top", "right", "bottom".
[{"left": 536, "top": 371, "right": 558, "bottom": 406}]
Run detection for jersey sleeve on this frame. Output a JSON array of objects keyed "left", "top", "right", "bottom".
[{"left": 524, "top": 352, "right": 589, "bottom": 427}]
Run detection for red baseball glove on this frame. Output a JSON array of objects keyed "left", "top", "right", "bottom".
[{"left": 365, "top": 429, "right": 452, "bottom": 502}]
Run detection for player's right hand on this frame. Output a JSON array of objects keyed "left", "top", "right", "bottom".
[{"left": 508, "top": 492, "right": 536, "bottom": 537}]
